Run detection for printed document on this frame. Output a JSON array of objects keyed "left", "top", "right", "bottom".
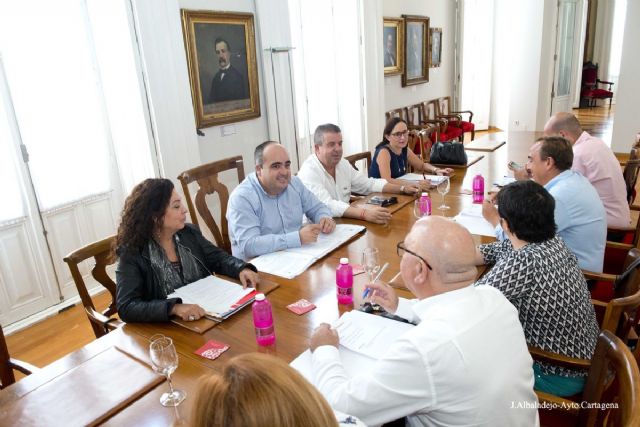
[
  {"left": 290, "top": 310, "right": 414, "bottom": 382},
  {"left": 250, "top": 224, "right": 365, "bottom": 279},
  {"left": 397, "top": 173, "right": 446, "bottom": 185},
  {"left": 168, "top": 276, "right": 253, "bottom": 317},
  {"left": 453, "top": 204, "right": 496, "bottom": 237}
]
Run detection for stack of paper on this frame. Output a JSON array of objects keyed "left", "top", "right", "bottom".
[
  {"left": 250, "top": 224, "right": 365, "bottom": 279},
  {"left": 290, "top": 310, "right": 414, "bottom": 382},
  {"left": 453, "top": 204, "right": 496, "bottom": 237},
  {"left": 168, "top": 275, "right": 255, "bottom": 321},
  {"left": 397, "top": 173, "right": 447, "bottom": 185}
]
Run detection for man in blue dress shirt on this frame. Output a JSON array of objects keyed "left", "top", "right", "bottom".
[
  {"left": 483, "top": 136, "right": 606, "bottom": 272},
  {"left": 227, "top": 141, "right": 335, "bottom": 260}
]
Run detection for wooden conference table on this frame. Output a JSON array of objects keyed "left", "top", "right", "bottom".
[{"left": 0, "top": 131, "right": 542, "bottom": 426}]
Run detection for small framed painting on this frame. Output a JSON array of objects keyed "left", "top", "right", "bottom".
[
  {"left": 402, "top": 15, "right": 429, "bottom": 86},
  {"left": 383, "top": 17, "right": 404, "bottom": 76},
  {"left": 430, "top": 28, "right": 442, "bottom": 68}
]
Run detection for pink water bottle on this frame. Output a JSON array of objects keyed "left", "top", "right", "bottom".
[
  {"left": 336, "top": 258, "right": 353, "bottom": 304},
  {"left": 419, "top": 192, "right": 432, "bottom": 216},
  {"left": 472, "top": 174, "right": 484, "bottom": 204},
  {"left": 252, "top": 293, "right": 275, "bottom": 346}
]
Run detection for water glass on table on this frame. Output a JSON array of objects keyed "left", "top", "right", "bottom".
[{"left": 149, "top": 334, "right": 186, "bottom": 407}]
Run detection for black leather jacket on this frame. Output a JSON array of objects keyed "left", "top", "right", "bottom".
[{"left": 116, "top": 224, "right": 256, "bottom": 322}]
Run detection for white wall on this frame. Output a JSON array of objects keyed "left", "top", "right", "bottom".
[
  {"left": 611, "top": 0, "right": 640, "bottom": 153},
  {"left": 382, "top": 0, "right": 456, "bottom": 122}
]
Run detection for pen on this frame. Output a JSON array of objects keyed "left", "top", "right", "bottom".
[{"left": 362, "top": 262, "right": 389, "bottom": 299}]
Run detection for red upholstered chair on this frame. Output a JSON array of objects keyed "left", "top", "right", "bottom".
[
  {"left": 581, "top": 62, "right": 614, "bottom": 109},
  {"left": 433, "top": 96, "right": 475, "bottom": 141},
  {"left": 422, "top": 101, "right": 462, "bottom": 142}
]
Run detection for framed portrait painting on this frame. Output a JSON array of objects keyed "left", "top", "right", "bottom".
[
  {"left": 181, "top": 10, "right": 260, "bottom": 128},
  {"left": 383, "top": 17, "right": 404, "bottom": 76},
  {"left": 430, "top": 28, "right": 442, "bottom": 68},
  {"left": 402, "top": 15, "right": 429, "bottom": 87}
]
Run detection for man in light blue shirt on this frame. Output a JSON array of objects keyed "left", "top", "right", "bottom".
[
  {"left": 227, "top": 141, "right": 335, "bottom": 260},
  {"left": 483, "top": 136, "right": 606, "bottom": 272}
]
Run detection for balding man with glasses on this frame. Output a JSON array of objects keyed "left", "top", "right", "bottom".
[{"left": 308, "top": 216, "right": 539, "bottom": 427}]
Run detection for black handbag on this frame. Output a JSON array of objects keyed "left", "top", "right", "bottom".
[{"left": 429, "top": 142, "right": 468, "bottom": 165}]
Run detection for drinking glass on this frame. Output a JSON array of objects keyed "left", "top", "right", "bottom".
[
  {"left": 150, "top": 335, "right": 186, "bottom": 407},
  {"left": 437, "top": 177, "right": 450, "bottom": 210},
  {"left": 362, "top": 248, "right": 380, "bottom": 282}
]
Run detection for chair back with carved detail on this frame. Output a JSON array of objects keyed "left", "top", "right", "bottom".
[
  {"left": 178, "top": 156, "right": 245, "bottom": 254},
  {"left": 63, "top": 236, "right": 119, "bottom": 339},
  {"left": 345, "top": 151, "right": 372, "bottom": 177},
  {"left": 385, "top": 108, "right": 408, "bottom": 122}
]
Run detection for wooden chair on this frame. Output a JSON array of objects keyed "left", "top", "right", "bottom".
[
  {"left": 385, "top": 107, "right": 407, "bottom": 122},
  {"left": 586, "top": 247, "right": 640, "bottom": 308},
  {"left": 604, "top": 148, "right": 640, "bottom": 274},
  {"left": 345, "top": 151, "right": 372, "bottom": 177},
  {"left": 63, "top": 236, "right": 122, "bottom": 339},
  {"left": 422, "top": 100, "right": 462, "bottom": 142},
  {"left": 1, "top": 324, "right": 39, "bottom": 389},
  {"left": 432, "top": 96, "right": 475, "bottom": 141},
  {"left": 177, "top": 156, "right": 245, "bottom": 254},
  {"left": 534, "top": 331, "right": 640, "bottom": 427},
  {"left": 581, "top": 61, "right": 614, "bottom": 109}
]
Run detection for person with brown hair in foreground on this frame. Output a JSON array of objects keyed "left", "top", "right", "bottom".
[{"left": 191, "top": 353, "right": 362, "bottom": 427}]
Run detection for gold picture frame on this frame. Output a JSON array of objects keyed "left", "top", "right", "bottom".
[
  {"left": 402, "top": 15, "right": 429, "bottom": 87},
  {"left": 181, "top": 10, "right": 260, "bottom": 128},
  {"left": 430, "top": 28, "right": 442, "bottom": 68},
  {"left": 383, "top": 17, "right": 404, "bottom": 76}
]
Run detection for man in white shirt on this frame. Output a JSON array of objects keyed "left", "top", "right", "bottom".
[
  {"left": 298, "top": 124, "right": 419, "bottom": 225},
  {"left": 309, "top": 217, "right": 539, "bottom": 427}
]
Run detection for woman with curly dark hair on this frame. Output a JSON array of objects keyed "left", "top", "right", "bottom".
[{"left": 114, "top": 178, "right": 259, "bottom": 323}]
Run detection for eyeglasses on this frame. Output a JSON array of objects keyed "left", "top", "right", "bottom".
[
  {"left": 396, "top": 241, "right": 432, "bottom": 270},
  {"left": 390, "top": 130, "right": 409, "bottom": 138}
]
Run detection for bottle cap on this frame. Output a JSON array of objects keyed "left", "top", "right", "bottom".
[
  {"left": 421, "top": 192, "right": 428, "bottom": 197},
  {"left": 255, "top": 293, "right": 265, "bottom": 301},
  {"left": 340, "top": 257, "right": 349, "bottom": 264}
]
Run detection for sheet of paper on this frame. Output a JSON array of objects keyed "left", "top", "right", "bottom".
[
  {"left": 250, "top": 224, "right": 365, "bottom": 279},
  {"left": 334, "top": 310, "right": 414, "bottom": 358},
  {"left": 453, "top": 204, "right": 496, "bottom": 237},
  {"left": 397, "top": 173, "right": 446, "bottom": 185},
  {"left": 168, "top": 276, "right": 253, "bottom": 316},
  {"left": 493, "top": 176, "right": 516, "bottom": 187},
  {"left": 249, "top": 251, "right": 316, "bottom": 279},
  {"left": 290, "top": 310, "right": 414, "bottom": 382}
]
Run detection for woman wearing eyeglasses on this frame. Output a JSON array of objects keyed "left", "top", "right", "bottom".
[{"left": 369, "top": 117, "right": 453, "bottom": 190}]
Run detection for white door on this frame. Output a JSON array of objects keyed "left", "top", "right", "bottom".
[
  {"left": 0, "top": 1, "right": 124, "bottom": 327},
  {"left": 458, "top": 0, "right": 494, "bottom": 132},
  {"left": 551, "top": 0, "right": 583, "bottom": 114}
]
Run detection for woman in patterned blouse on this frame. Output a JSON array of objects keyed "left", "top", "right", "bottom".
[{"left": 475, "top": 180, "right": 599, "bottom": 397}]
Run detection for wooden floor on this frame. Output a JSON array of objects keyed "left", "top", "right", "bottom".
[{"left": 4, "top": 104, "right": 617, "bottom": 376}]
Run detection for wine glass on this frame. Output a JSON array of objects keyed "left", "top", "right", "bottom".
[
  {"left": 437, "top": 176, "right": 450, "bottom": 210},
  {"left": 150, "top": 335, "right": 186, "bottom": 407},
  {"left": 362, "top": 248, "right": 380, "bottom": 282}
]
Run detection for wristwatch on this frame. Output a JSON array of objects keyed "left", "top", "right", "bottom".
[{"left": 400, "top": 185, "right": 405, "bottom": 193}]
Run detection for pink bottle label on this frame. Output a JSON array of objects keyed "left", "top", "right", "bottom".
[
  {"left": 255, "top": 325, "right": 274, "bottom": 337},
  {"left": 338, "top": 287, "right": 352, "bottom": 296}
]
